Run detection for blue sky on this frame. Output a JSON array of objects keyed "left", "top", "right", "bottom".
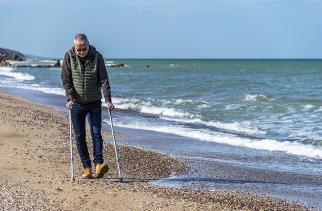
[{"left": 0, "top": 0, "right": 321, "bottom": 58}]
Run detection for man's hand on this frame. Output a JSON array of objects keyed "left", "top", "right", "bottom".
[
  {"left": 106, "top": 101, "right": 115, "bottom": 111},
  {"left": 65, "top": 100, "right": 73, "bottom": 110}
]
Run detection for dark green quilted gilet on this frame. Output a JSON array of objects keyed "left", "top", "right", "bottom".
[{"left": 69, "top": 50, "right": 101, "bottom": 103}]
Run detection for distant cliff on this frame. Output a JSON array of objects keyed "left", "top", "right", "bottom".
[{"left": 0, "top": 47, "right": 26, "bottom": 61}]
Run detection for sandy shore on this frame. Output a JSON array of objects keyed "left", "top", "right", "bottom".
[{"left": 0, "top": 92, "right": 312, "bottom": 210}]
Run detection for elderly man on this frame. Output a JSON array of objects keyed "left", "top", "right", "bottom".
[{"left": 61, "top": 33, "right": 114, "bottom": 179}]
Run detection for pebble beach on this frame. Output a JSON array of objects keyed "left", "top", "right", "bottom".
[{"left": 0, "top": 92, "right": 313, "bottom": 210}]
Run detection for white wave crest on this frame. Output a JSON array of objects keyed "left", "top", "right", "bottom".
[
  {"left": 160, "top": 116, "right": 266, "bottom": 136},
  {"left": 24, "top": 86, "right": 65, "bottom": 95},
  {"left": 107, "top": 120, "right": 322, "bottom": 159},
  {"left": 112, "top": 97, "right": 199, "bottom": 119},
  {"left": 113, "top": 97, "right": 265, "bottom": 136},
  {"left": 224, "top": 104, "right": 241, "bottom": 110},
  {"left": 160, "top": 99, "right": 208, "bottom": 106},
  {"left": 303, "top": 104, "right": 314, "bottom": 111},
  {"left": 172, "top": 99, "right": 194, "bottom": 105},
  {"left": 117, "top": 102, "right": 196, "bottom": 119},
  {"left": 314, "top": 107, "right": 322, "bottom": 113},
  {"left": 174, "top": 99, "right": 193, "bottom": 104},
  {"left": 205, "top": 121, "right": 266, "bottom": 136},
  {"left": 245, "top": 94, "right": 269, "bottom": 101},
  {"left": 197, "top": 104, "right": 210, "bottom": 109},
  {"left": 0, "top": 83, "right": 65, "bottom": 96},
  {"left": 0, "top": 67, "right": 35, "bottom": 81}
]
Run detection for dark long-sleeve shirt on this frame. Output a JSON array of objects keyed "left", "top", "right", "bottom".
[{"left": 61, "top": 45, "right": 112, "bottom": 103}]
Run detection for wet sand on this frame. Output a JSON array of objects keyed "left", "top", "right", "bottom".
[{"left": 0, "top": 92, "right": 312, "bottom": 210}]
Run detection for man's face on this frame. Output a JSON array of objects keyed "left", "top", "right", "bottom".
[{"left": 75, "top": 43, "right": 89, "bottom": 58}]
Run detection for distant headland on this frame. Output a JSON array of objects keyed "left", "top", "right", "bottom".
[
  {"left": 0, "top": 47, "right": 26, "bottom": 65},
  {"left": 0, "top": 47, "right": 61, "bottom": 67},
  {"left": 0, "top": 47, "right": 125, "bottom": 68}
]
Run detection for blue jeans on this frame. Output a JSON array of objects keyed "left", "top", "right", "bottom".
[{"left": 71, "top": 100, "right": 103, "bottom": 168}]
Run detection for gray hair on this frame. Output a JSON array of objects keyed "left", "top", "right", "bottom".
[{"left": 73, "top": 33, "right": 89, "bottom": 45}]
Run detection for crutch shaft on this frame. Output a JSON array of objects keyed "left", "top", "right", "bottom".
[
  {"left": 108, "top": 110, "right": 122, "bottom": 180},
  {"left": 69, "top": 110, "right": 75, "bottom": 182}
]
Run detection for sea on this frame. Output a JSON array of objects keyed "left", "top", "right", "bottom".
[{"left": 1, "top": 59, "right": 322, "bottom": 208}]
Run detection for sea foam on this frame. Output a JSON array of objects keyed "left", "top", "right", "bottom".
[
  {"left": 0, "top": 82, "right": 65, "bottom": 96},
  {"left": 112, "top": 97, "right": 265, "bottom": 136},
  {"left": 15, "top": 85, "right": 65, "bottom": 96},
  {"left": 160, "top": 116, "right": 266, "bottom": 136},
  {"left": 106, "top": 120, "right": 322, "bottom": 159},
  {"left": 245, "top": 94, "right": 269, "bottom": 101},
  {"left": 113, "top": 97, "right": 198, "bottom": 119},
  {"left": 0, "top": 67, "right": 35, "bottom": 81}
]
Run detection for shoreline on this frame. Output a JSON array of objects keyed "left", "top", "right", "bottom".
[{"left": 0, "top": 92, "right": 312, "bottom": 210}]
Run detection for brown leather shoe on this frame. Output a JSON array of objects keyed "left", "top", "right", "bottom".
[
  {"left": 81, "top": 168, "right": 92, "bottom": 179},
  {"left": 95, "top": 163, "right": 109, "bottom": 178}
]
